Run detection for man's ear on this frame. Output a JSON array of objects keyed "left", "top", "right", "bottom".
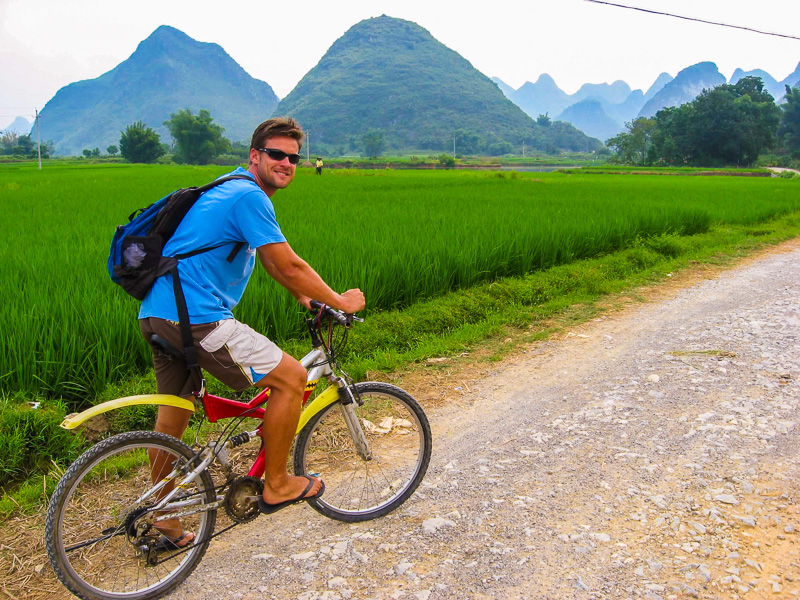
[{"left": 249, "top": 147, "right": 260, "bottom": 165}]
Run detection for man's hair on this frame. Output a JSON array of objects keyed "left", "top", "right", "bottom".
[{"left": 250, "top": 117, "right": 305, "bottom": 151}]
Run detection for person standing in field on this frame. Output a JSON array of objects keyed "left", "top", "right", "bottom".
[
  {"left": 138, "top": 117, "right": 364, "bottom": 549},
  {"left": 315, "top": 156, "right": 323, "bottom": 175}
]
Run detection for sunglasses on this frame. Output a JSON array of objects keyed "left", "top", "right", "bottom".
[{"left": 258, "top": 147, "right": 302, "bottom": 165}]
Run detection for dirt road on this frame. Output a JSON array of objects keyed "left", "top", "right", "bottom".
[{"left": 164, "top": 242, "right": 799, "bottom": 600}]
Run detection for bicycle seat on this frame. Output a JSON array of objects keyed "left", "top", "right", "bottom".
[{"left": 149, "top": 334, "right": 184, "bottom": 359}]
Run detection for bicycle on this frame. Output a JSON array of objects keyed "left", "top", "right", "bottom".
[{"left": 45, "top": 302, "right": 432, "bottom": 600}]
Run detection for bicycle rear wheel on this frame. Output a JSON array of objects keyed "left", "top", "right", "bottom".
[
  {"left": 45, "top": 431, "right": 217, "bottom": 600},
  {"left": 293, "top": 382, "right": 431, "bottom": 522}
]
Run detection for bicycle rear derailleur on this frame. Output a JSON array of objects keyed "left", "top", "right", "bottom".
[{"left": 223, "top": 476, "right": 264, "bottom": 523}]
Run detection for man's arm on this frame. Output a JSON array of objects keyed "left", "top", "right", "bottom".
[{"left": 257, "top": 242, "right": 365, "bottom": 313}]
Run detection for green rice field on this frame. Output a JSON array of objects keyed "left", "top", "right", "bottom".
[{"left": 1, "top": 162, "right": 798, "bottom": 404}]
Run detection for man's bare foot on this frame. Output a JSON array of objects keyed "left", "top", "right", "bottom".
[{"left": 262, "top": 474, "right": 323, "bottom": 505}]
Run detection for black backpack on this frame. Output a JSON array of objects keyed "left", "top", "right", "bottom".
[
  {"left": 108, "top": 174, "right": 253, "bottom": 380},
  {"left": 108, "top": 175, "right": 251, "bottom": 299}
]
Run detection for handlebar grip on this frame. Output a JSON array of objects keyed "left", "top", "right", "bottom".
[
  {"left": 330, "top": 310, "right": 350, "bottom": 326},
  {"left": 308, "top": 300, "right": 351, "bottom": 326}
]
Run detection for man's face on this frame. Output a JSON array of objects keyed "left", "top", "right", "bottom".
[{"left": 249, "top": 136, "right": 300, "bottom": 196}]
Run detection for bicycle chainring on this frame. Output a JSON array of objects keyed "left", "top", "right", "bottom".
[
  {"left": 123, "top": 505, "right": 154, "bottom": 539},
  {"left": 224, "top": 476, "right": 264, "bottom": 523}
]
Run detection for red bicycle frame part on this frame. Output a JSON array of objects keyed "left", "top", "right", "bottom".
[{"left": 199, "top": 384, "right": 318, "bottom": 479}]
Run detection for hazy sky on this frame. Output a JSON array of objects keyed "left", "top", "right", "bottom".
[{"left": 2, "top": 0, "right": 799, "bottom": 130}]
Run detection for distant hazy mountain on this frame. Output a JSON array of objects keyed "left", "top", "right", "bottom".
[
  {"left": 496, "top": 59, "right": 797, "bottom": 143},
  {"left": 496, "top": 72, "right": 672, "bottom": 140},
  {"left": 3, "top": 116, "right": 31, "bottom": 135},
  {"left": 275, "top": 16, "right": 600, "bottom": 152},
  {"left": 781, "top": 61, "right": 800, "bottom": 91},
  {"left": 572, "top": 80, "right": 632, "bottom": 105},
  {"left": 511, "top": 74, "right": 572, "bottom": 120},
  {"left": 638, "top": 62, "right": 726, "bottom": 118},
  {"left": 599, "top": 90, "right": 647, "bottom": 128},
  {"left": 37, "top": 26, "right": 278, "bottom": 155},
  {"left": 556, "top": 100, "right": 623, "bottom": 143},
  {"left": 491, "top": 77, "right": 516, "bottom": 99},
  {"left": 643, "top": 73, "right": 674, "bottom": 103}
]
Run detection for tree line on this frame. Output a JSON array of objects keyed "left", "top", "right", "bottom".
[
  {"left": 0, "top": 132, "right": 52, "bottom": 159},
  {"left": 607, "top": 77, "right": 800, "bottom": 167},
  {"left": 118, "top": 109, "right": 236, "bottom": 164}
]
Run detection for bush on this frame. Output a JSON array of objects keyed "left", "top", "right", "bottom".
[
  {"left": 0, "top": 402, "right": 86, "bottom": 487},
  {"left": 488, "top": 141, "right": 514, "bottom": 156},
  {"left": 644, "top": 233, "right": 688, "bottom": 257},
  {"left": 211, "top": 154, "right": 244, "bottom": 166},
  {"left": 756, "top": 153, "right": 800, "bottom": 170},
  {"left": 437, "top": 154, "right": 455, "bottom": 168}
]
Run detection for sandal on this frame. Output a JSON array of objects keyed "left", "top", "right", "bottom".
[
  {"left": 152, "top": 531, "right": 194, "bottom": 552},
  {"left": 257, "top": 476, "right": 325, "bottom": 516}
]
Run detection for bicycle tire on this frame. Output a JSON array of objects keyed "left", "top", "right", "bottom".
[
  {"left": 45, "top": 431, "right": 217, "bottom": 600},
  {"left": 293, "top": 382, "right": 431, "bottom": 522}
]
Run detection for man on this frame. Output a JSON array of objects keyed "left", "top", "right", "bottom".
[
  {"left": 315, "top": 156, "right": 323, "bottom": 175},
  {"left": 138, "top": 117, "right": 364, "bottom": 548}
]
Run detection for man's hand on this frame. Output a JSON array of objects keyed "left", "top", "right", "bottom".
[
  {"left": 335, "top": 289, "right": 365, "bottom": 314},
  {"left": 295, "top": 295, "right": 313, "bottom": 310}
]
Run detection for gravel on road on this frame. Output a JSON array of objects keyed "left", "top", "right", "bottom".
[{"left": 167, "top": 242, "right": 800, "bottom": 600}]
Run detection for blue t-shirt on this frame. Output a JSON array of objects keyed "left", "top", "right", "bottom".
[{"left": 139, "top": 167, "right": 286, "bottom": 323}]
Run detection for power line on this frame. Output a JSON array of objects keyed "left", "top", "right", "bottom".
[{"left": 584, "top": 0, "right": 800, "bottom": 41}]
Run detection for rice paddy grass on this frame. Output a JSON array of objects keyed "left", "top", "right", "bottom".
[{"left": 1, "top": 162, "right": 798, "bottom": 407}]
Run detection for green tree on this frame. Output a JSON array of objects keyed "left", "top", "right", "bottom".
[
  {"left": 164, "top": 109, "right": 230, "bottom": 165},
  {"left": 606, "top": 117, "right": 656, "bottom": 165},
  {"left": 106, "top": 145, "right": 118, "bottom": 156},
  {"left": 15, "top": 134, "right": 35, "bottom": 156},
  {"left": 536, "top": 113, "right": 551, "bottom": 127},
  {"left": 1, "top": 132, "right": 18, "bottom": 154},
  {"left": 361, "top": 128, "right": 386, "bottom": 158},
  {"left": 119, "top": 121, "right": 165, "bottom": 163},
  {"left": 650, "top": 77, "right": 779, "bottom": 166},
  {"left": 453, "top": 129, "right": 482, "bottom": 155},
  {"left": 487, "top": 141, "right": 514, "bottom": 156},
  {"left": 779, "top": 85, "right": 800, "bottom": 156},
  {"left": 82, "top": 149, "right": 92, "bottom": 158}
]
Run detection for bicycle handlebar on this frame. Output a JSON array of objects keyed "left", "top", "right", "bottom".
[{"left": 308, "top": 300, "right": 360, "bottom": 327}]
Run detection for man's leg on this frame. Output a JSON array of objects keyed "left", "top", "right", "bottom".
[
  {"left": 140, "top": 318, "right": 196, "bottom": 544},
  {"left": 255, "top": 353, "right": 323, "bottom": 504}
]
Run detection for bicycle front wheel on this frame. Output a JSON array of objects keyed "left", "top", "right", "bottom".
[
  {"left": 45, "top": 431, "right": 217, "bottom": 600},
  {"left": 294, "top": 382, "right": 431, "bottom": 522}
]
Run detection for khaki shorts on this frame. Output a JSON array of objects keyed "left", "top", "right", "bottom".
[{"left": 139, "top": 317, "right": 284, "bottom": 397}]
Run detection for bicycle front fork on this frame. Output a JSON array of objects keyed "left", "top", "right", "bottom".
[{"left": 338, "top": 386, "right": 372, "bottom": 461}]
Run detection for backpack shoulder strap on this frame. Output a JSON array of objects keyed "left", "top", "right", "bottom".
[{"left": 196, "top": 173, "right": 254, "bottom": 194}]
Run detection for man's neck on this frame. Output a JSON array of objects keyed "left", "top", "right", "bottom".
[{"left": 247, "top": 164, "right": 276, "bottom": 197}]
